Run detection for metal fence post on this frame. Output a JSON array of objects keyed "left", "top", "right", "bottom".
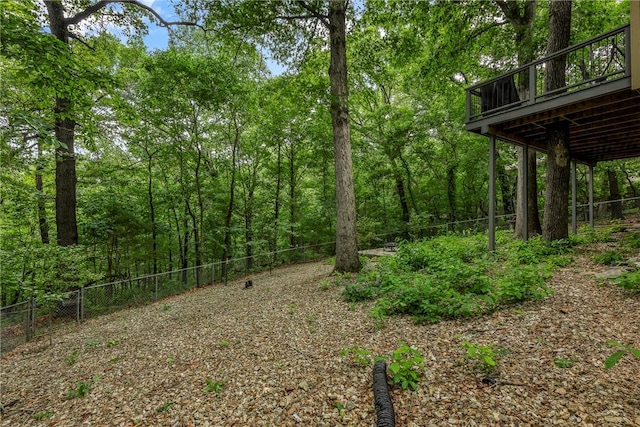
[
  {"left": 155, "top": 275, "right": 158, "bottom": 301},
  {"left": 26, "top": 297, "right": 34, "bottom": 341},
  {"left": 78, "top": 287, "right": 84, "bottom": 323}
]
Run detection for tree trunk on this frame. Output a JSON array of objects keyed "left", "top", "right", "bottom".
[
  {"left": 495, "top": 0, "right": 542, "bottom": 239},
  {"left": 181, "top": 205, "right": 189, "bottom": 284},
  {"left": 245, "top": 164, "right": 257, "bottom": 271},
  {"left": 607, "top": 169, "right": 624, "bottom": 219},
  {"left": 395, "top": 174, "right": 410, "bottom": 238},
  {"left": 514, "top": 149, "right": 542, "bottom": 237},
  {"left": 191, "top": 111, "right": 205, "bottom": 284},
  {"left": 328, "top": 0, "right": 361, "bottom": 273},
  {"left": 273, "top": 141, "right": 282, "bottom": 254},
  {"left": 495, "top": 150, "right": 515, "bottom": 217},
  {"left": 221, "top": 116, "right": 240, "bottom": 279},
  {"left": 542, "top": 0, "right": 572, "bottom": 241},
  {"left": 35, "top": 140, "right": 50, "bottom": 245},
  {"left": 289, "top": 140, "right": 296, "bottom": 248},
  {"left": 542, "top": 123, "right": 571, "bottom": 239},
  {"left": 145, "top": 149, "right": 157, "bottom": 275},
  {"left": 46, "top": 1, "right": 78, "bottom": 247},
  {"left": 622, "top": 168, "right": 640, "bottom": 208},
  {"left": 186, "top": 198, "right": 201, "bottom": 286},
  {"left": 447, "top": 165, "right": 457, "bottom": 225},
  {"left": 399, "top": 154, "right": 419, "bottom": 215}
]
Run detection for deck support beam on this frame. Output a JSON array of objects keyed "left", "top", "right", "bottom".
[
  {"left": 522, "top": 145, "right": 529, "bottom": 241},
  {"left": 489, "top": 135, "right": 496, "bottom": 251},
  {"left": 588, "top": 165, "right": 595, "bottom": 228},
  {"left": 571, "top": 160, "right": 577, "bottom": 234}
]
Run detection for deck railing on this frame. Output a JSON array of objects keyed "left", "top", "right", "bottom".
[{"left": 466, "top": 24, "right": 631, "bottom": 123}]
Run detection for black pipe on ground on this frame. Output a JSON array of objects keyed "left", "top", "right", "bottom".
[{"left": 373, "top": 360, "right": 395, "bottom": 427}]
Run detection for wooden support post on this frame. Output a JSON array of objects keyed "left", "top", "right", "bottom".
[
  {"left": 529, "top": 64, "right": 537, "bottom": 104},
  {"left": 589, "top": 165, "right": 595, "bottom": 228},
  {"left": 631, "top": 1, "right": 640, "bottom": 90},
  {"left": 571, "top": 161, "right": 577, "bottom": 234},
  {"left": 523, "top": 144, "right": 529, "bottom": 241},
  {"left": 489, "top": 135, "right": 496, "bottom": 251}
]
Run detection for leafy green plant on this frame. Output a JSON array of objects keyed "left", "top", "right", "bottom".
[
  {"left": 66, "top": 382, "right": 90, "bottom": 399},
  {"left": 612, "top": 270, "right": 640, "bottom": 292},
  {"left": 287, "top": 303, "right": 296, "bottom": 314},
  {"left": 306, "top": 313, "right": 318, "bottom": 332},
  {"left": 622, "top": 232, "right": 640, "bottom": 248},
  {"left": 106, "top": 339, "right": 119, "bottom": 348},
  {"left": 218, "top": 339, "right": 230, "bottom": 348},
  {"left": 496, "top": 265, "right": 552, "bottom": 303},
  {"left": 371, "top": 306, "right": 386, "bottom": 330},
  {"left": 388, "top": 342, "right": 424, "bottom": 391},
  {"left": 340, "top": 345, "right": 374, "bottom": 366},
  {"left": 554, "top": 358, "right": 573, "bottom": 368},
  {"left": 333, "top": 402, "right": 346, "bottom": 419},
  {"left": 605, "top": 341, "right": 640, "bottom": 369},
  {"left": 156, "top": 402, "right": 174, "bottom": 413},
  {"left": 462, "top": 341, "right": 505, "bottom": 374},
  {"left": 592, "top": 251, "right": 622, "bottom": 266},
  {"left": 33, "top": 411, "right": 54, "bottom": 420},
  {"left": 86, "top": 339, "right": 100, "bottom": 348},
  {"left": 204, "top": 378, "right": 225, "bottom": 394},
  {"left": 347, "top": 233, "right": 561, "bottom": 324},
  {"left": 64, "top": 350, "right": 78, "bottom": 366},
  {"left": 319, "top": 279, "right": 332, "bottom": 291},
  {"left": 162, "top": 303, "right": 172, "bottom": 311}
]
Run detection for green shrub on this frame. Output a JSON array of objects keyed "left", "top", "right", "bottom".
[
  {"left": 622, "top": 232, "right": 640, "bottom": 248},
  {"left": 388, "top": 342, "right": 424, "bottom": 391},
  {"left": 592, "top": 251, "right": 622, "bottom": 266},
  {"left": 461, "top": 340, "right": 507, "bottom": 374},
  {"left": 496, "top": 265, "right": 552, "bottom": 304},
  {"left": 612, "top": 270, "right": 640, "bottom": 292},
  {"left": 346, "top": 232, "right": 562, "bottom": 324}
]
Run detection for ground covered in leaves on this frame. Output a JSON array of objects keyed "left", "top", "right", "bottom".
[{"left": 1, "top": 235, "right": 639, "bottom": 426}]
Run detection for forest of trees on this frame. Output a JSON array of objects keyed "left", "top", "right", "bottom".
[{"left": 1, "top": 0, "right": 638, "bottom": 307}]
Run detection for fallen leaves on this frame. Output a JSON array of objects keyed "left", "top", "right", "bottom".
[{"left": 1, "top": 245, "right": 639, "bottom": 426}]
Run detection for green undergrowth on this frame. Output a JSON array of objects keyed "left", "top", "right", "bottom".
[{"left": 344, "top": 231, "right": 574, "bottom": 323}]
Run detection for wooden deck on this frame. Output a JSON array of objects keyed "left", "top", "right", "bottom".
[{"left": 465, "top": 24, "right": 640, "bottom": 165}]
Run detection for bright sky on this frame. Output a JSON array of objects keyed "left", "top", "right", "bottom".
[
  {"left": 140, "top": 0, "right": 173, "bottom": 50},
  {"left": 140, "top": 0, "right": 285, "bottom": 74}
]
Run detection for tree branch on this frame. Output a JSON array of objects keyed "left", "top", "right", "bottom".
[
  {"left": 68, "top": 33, "right": 96, "bottom": 51},
  {"left": 64, "top": 0, "right": 111, "bottom": 26},
  {"left": 65, "top": 0, "right": 207, "bottom": 31},
  {"left": 275, "top": 14, "right": 322, "bottom": 21},
  {"left": 297, "top": 0, "right": 329, "bottom": 27}
]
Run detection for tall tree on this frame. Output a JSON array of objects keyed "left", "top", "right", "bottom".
[
  {"left": 542, "top": 0, "right": 572, "bottom": 241},
  {"left": 606, "top": 168, "right": 624, "bottom": 220},
  {"left": 182, "top": 0, "right": 361, "bottom": 272},
  {"left": 40, "top": 0, "right": 200, "bottom": 246},
  {"left": 327, "top": 0, "right": 360, "bottom": 272},
  {"left": 495, "top": 0, "right": 542, "bottom": 238}
]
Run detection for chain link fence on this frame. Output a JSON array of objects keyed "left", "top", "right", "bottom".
[
  {"left": 0, "top": 242, "right": 335, "bottom": 356},
  {"left": 2, "top": 197, "right": 638, "bottom": 356}
]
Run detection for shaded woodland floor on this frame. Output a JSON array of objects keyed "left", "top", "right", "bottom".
[{"left": 1, "top": 222, "right": 639, "bottom": 426}]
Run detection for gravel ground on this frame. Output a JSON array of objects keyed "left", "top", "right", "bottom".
[{"left": 1, "top": 248, "right": 639, "bottom": 426}]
